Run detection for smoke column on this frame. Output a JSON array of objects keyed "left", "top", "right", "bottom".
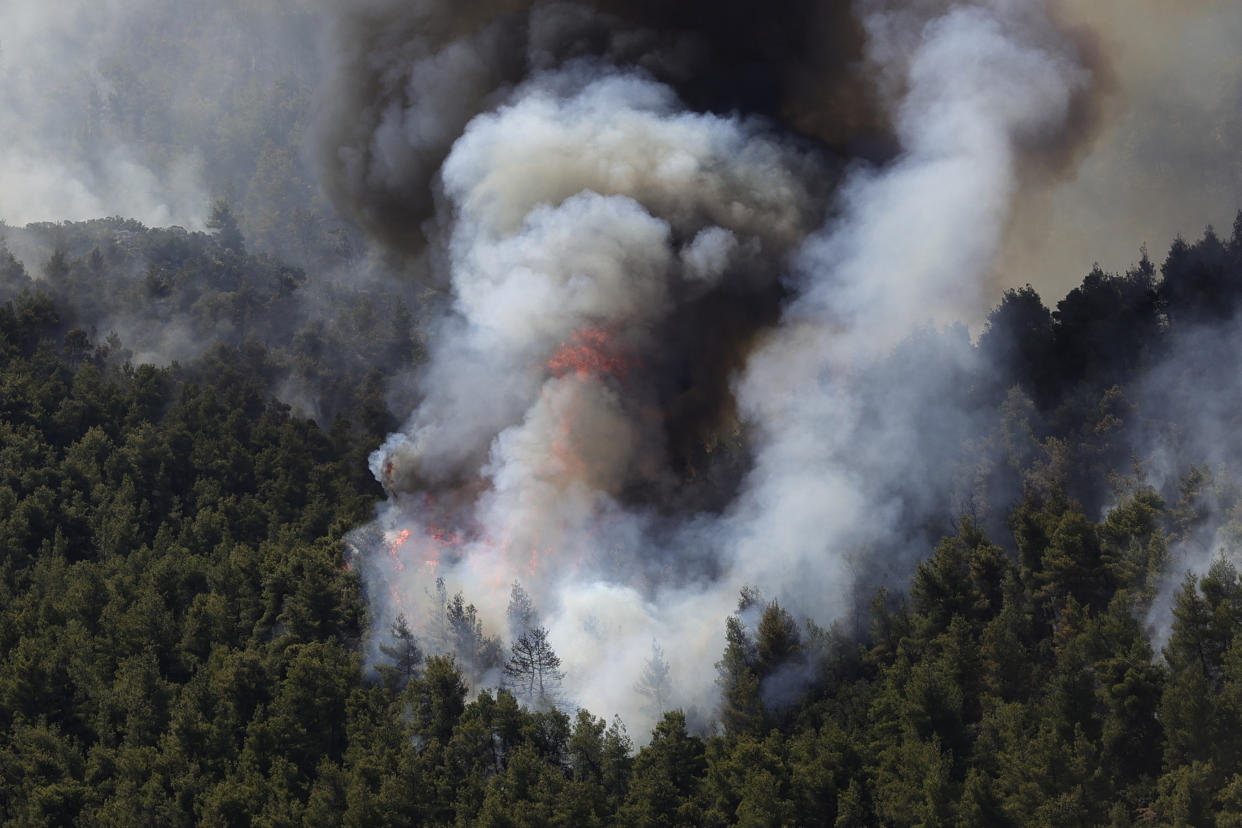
[{"left": 336, "top": 0, "right": 1096, "bottom": 731}]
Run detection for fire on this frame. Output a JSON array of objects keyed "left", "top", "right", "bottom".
[
  {"left": 373, "top": 328, "right": 634, "bottom": 614},
  {"left": 548, "top": 326, "right": 632, "bottom": 381},
  {"left": 388, "top": 529, "right": 411, "bottom": 570},
  {"left": 545, "top": 325, "right": 637, "bottom": 485},
  {"left": 426, "top": 525, "right": 463, "bottom": 547},
  {"left": 387, "top": 515, "right": 466, "bottom": 576}
]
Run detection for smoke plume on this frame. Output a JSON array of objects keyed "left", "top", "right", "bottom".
[{"left": 337, "top": 0, "right": 1099, "bottom": 731}]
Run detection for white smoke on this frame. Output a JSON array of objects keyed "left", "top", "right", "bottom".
[
  {"left": 729, "top": 2, "right": 1086, "bottom": 601},
  {"left": 356, "top": 0, "right": 1092, "bottom": 734}
]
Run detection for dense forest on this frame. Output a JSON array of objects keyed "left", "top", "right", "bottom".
[{"left": 3, "top": 209, "right": 1242, "bottom": 825}]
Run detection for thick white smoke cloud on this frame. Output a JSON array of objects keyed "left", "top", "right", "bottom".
[
  {"left": 373, "top": 73, "right": 820, "bottom": 493},
  {"left": 354, "top": 0, "right": 1092, "bottom": 734},
  {"left": 729, "top": 2, "right": 1086, "bottom": 602}
]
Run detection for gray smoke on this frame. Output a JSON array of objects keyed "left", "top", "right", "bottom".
[
  {"left": 0, "top": 0, "right": 338, "bottom": 266},
  {"left": 312, "top": 0, "right": 900, "bottom": 261},
  {"left": 345, "top": 0, "right": 1095, "bottom": 732},
  {"left": 1, "top": 0, "right": 206, "bottom": 225},
  {"left": 1129, "top": 304, "right": 1242, "bottom": 651}
]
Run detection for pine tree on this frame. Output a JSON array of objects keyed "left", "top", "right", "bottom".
[
  {"left": 716, "top": 615, "right": 763, "bottom": 738},
  {"left": 503, "top": 626, "right": 565, "bottom": 710},
  {"left": 620, "top": 710, "right": 707, "bottom": 826},
  {"left": 206, "top": 199, "right": 246, "bottom": 254},
  {"left": 423, "top": 576, "right": 450, "bottom": 652},
  {"left": 507, "top": 580, "right": 538, "bottom": 642},
  {"left": 447, "top": 591, "right": 503, "bottom": 687},
  {"left": 377, "top": 613, "right": 422, "bottom": 692},
  {"left": 634, "top": 639, "right": 673, "bottom": 718}
]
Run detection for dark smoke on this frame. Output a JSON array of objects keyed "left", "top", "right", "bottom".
[{"left": 314, "top": 0, "right": 893, "bottom": 260}]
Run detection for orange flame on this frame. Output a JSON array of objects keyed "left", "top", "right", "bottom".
[
  {"left": 548, "top": 326, "right": 632, "bottom": 381},
  {"left": 388, "top": 529, "right": 411, "bottom": 570},
  {"left": 387, "top": 518, "right": 470, "bottom": 580}
]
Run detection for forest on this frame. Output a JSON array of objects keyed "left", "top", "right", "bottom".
[{"left": 2, "top": 206, "right": 1242, "bottom": 825}]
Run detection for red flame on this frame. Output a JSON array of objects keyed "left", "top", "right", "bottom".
[
  {"left": 548, "top": 326, "right": 632, "bottom": 381},
  {"left": 386, "top": 512, "right": 469, "bottom": 579},
  {"left": 377, "top": 329, "right": 633, "bottom": 605},
  {"left": 426, "top": 525, "right": 463, "bottom": 547},
  {"left": 388, "top": 529, "right": 411, "bottom": 570}
]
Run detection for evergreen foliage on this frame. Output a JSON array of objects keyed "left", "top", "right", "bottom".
[
  {"left": 504, "top": 627, "right": 566, "bottom": 710},
  {"left": 4, "top": 215, "right": 1242, "bottom": 823},
  {"left": 634, "top": 640, "right": 673, "bottom": 718}
]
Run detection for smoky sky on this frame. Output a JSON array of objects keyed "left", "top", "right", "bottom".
[
  {"left": 0, "top": 0, "right": 336, "bottom": 230},
  {"left": 2, "top": 0, "right": 1236, "bottom": 294},
  {"left": 1003, "top": 0, "right": 1242, "bottom": 298}
]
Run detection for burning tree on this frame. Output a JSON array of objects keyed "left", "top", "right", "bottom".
[{"left": 503, "top": 626, "right": 565, "bottom": 710}]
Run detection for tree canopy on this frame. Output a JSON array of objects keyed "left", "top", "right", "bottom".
[{"left": 5, "top": 215, "right": 1242, "bottom": 824}]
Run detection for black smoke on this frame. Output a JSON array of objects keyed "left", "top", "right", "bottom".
[{"left": 314, "top": 0, "right": 895, "bottom": 260}]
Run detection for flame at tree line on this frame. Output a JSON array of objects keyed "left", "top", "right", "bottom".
[{"left": 360, "top": 323, "right": 640, "bottom": 614}]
